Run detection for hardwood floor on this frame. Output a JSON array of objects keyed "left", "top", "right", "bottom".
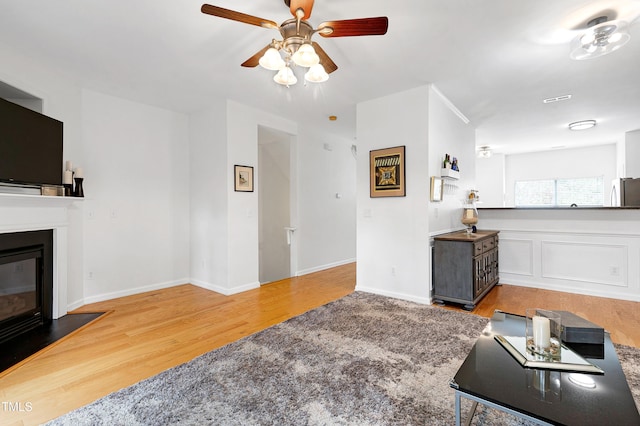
[
  {"left": 443, "top": 283, "right": 640, "bottom": 348},
  {"left": 1, "top": 263, "right": 638, "bottom": 425}
]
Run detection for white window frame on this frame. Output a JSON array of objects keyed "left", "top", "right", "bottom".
[{"left": 515, "top": 176, "right": 604, "bottom": 207}]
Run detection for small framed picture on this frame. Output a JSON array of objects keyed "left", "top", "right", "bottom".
[
  {"left": 430, "top": 176, "right": 444, "bottom": 201},
  {"left": 234, "top": 165, "right": 254, "bottom": 192},
  {"left": 369, "top": 146, "right": 406, "bottom": 198}
]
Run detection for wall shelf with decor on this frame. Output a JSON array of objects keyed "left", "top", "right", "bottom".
[{"left": 441, "top": 168, "right": 460, "bottom": 180}]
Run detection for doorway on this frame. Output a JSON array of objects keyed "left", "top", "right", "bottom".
[{"left": 258, "top": 126, "right": 295, "bottom": 284}]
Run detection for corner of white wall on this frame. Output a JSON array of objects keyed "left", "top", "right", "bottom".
[{"left": 356, "top": 86, "right": 431, "bottom": 303}]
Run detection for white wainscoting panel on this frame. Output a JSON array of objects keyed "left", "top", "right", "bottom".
[
  {"left": 500, "top": 238, "right": 534, "bottom": 276},
  {"left": 541, "top": 241, "right": 627, "bottom": 287}
]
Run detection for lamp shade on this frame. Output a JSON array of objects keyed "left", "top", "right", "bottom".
[
  {"left": 274, "top": 66, "right": 297, "bottom": 86},
  {"left": 259, "top": 48, "right": 285, "bottom": 70},
  {"left": 570, "top": 19, "right": 630, "bottom": 60},
  {"left": 292, "top": 43, "right": 320, "bottom": 68},
  {"left": 304, "top": 64, "right": 329, "bottom": 83}
]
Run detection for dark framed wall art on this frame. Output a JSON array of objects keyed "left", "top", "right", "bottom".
[
  {"left": 234, "top": 165, "right": 254, "bottom": 192},
  {"left": 369, "top": 146, "right": 406, "bottom": 198}
]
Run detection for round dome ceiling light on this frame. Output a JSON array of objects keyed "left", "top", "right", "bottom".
[{"left": 568, "top": 120, "right": 596, "bottom": 131}]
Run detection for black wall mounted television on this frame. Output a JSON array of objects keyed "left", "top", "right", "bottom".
[{"left": 0, "top": 97, "right": 63, "bottom": 187}]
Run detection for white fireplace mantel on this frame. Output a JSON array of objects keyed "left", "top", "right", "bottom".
[{"left": 0, "top": 193, "right": 79, "bottom": 319}]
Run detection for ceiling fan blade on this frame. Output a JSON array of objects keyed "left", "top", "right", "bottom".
[
  {"left": 312, "top": 42, "right": 338, "bottom": 74},
  {"left": 289, "top": 0, "right": 314, "bottom": 20},
  {"left": 241, "top": 45, "right": 271, "bottom": 68},
  {"left": 318, "top": 17, "right": 388, "bottom": 37},
  {"left": 201, "top": 4, "right": 278, "bottom": 29}
]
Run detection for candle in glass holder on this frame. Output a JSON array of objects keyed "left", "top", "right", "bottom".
[{"left": 532, "top": 315, "right": 551, "bottom": 348}]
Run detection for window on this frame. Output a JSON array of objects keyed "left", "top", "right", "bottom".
[{"left": 515, "top": 176, "right": 604, "bottom": 207}]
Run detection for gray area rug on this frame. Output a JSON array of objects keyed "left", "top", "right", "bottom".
[{"left": 48, "top": 292, "right": 640, "bottom": 425}]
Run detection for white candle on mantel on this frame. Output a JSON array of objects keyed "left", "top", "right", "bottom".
[
  {"left": 65, "top": 160, "right": 73, "bottom": 172},
  {"left": 63, "top": 170, "right": 73, "bottom": 184},
  {"left": 74, "top": 167, "right": 83, "bottom": 178},
  {"left": 532, "top": 315, "right": 551, "bottom": 348}
]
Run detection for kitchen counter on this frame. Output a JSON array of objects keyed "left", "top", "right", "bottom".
[{"left": 474, "top": 207, "right": 640, "bottom": 303}]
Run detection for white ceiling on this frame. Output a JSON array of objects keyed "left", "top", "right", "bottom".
[{"left": 1, "top": 0, "right": 639, "bottom": 155}]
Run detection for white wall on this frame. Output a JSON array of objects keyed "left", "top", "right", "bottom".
[
  {"left": 356, "top": 86, "right": 431, "bottom": 303},
  {"left": 624, "top": 129, "right": 640, "bottom": 178},
  {"left": 1, "top": 39, "right": 358, "bottom": 308},
  {"left": 355, "top": 85, "right": 475, "bottom": 304},
  {"left": 428, "top": 87, "right": 477, "bottom": 234},
  {"left": 189, "top": 102, "right": 229, "bottom": 292},
  {"left": 81, "top": 90, "right": 190, "bottom": 303},
  {"left": 225, "top": 101, "right": 297, "bottom": 293},
  {"left": 475, "top": 153, "right": 505, "bottom": 207},
  {"left": 499, "top": 144, "right": 616, "bottom": 207},
  {"left": 296, "top": 126, "right": 356, "bottom": 274}
]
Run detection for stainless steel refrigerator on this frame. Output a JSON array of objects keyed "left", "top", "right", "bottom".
[{"left": 611, "top": 178, "right": 640, "bottom": 206}]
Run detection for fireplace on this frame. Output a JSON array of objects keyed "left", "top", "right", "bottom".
[{"left": 0, "top": 230, "right": 53, "bottom": 344}]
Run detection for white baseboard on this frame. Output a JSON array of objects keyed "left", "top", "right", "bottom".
[
  {"left": 500, "top": 277, "right": 640, "bottom": 303},
  {"left": 296, "top": 258, "right": 356, "bottom": 276},
  {"left": 76, "top": 277, "right": 190, "bottom": 308},
  {"left": 190, "top": 279, "right": 260, "bottom": 296},
  {"left": 68, "top": 260, "right": 354, "bottom": 310},
  {"left": 355, "top": 285, "right": 431, "bottom": 305}
]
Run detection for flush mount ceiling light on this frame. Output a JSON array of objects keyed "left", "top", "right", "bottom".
[
  {"left": 201, "top": 0, "right": 388, "bottom": 87},
  {"left": 543, "top": 94, "right": 572, "bottom": 104},
  {"left": 570, "top": 16, "right": 631, "bottom": 60},
  {"left": 568, "top": 119, "right": 597, "bottom": 130},
  {"left": 477, "top": 146, "right": 492, "bottom": 158}
]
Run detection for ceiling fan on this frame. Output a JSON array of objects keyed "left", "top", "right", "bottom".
[{"left": 201, "top": 0, "right": 388, "bottom": 86}]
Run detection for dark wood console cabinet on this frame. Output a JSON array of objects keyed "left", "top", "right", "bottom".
[{"left": 432, "top": 230, "right": 499, "bottom": 310}]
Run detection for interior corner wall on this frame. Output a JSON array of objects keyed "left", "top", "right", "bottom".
[
  {"left": 81, "top": 89, "right": 190, "bottom": 303},
  {"left": 427, "top": 86, "right": 477, "bottom": 234},
  {"left": 226, "top": 101, "right": 297, "bottom": 294},
  {"left": 475, "top": 154, "right": 506, "bottom": 207},
  {"left": 624, "top": 129, "right": 640, "bottom": 178},
  {"left": 189, "top": 102, "right": 229, "bottom": 292},
  {"left": 296, "top": 125, "right": 357, "bottom": 275},
  {"left": 355, "top": 86, "right": 431, "bottom": 304}
]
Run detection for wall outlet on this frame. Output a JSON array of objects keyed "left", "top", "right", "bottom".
[
  {"left": 610, "top": 266, "right": 620, "bottom": 276},
  {"left": 87, "top": 271, "right": 95, "bottom": 280}
]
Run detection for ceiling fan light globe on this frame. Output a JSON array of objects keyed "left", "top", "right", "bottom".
[
  {"left": 259, "top": 48, "right": 285, "bottom": 70},
  {"left": 580, "top": 32, "right": 595, "bottom": 45},
  {"left": 274, "top": 66, "right": 298, "bottom": 86},
  {"left": 304, "top": 64, "right": 329, "bottom": 83},
  {"left": 609, "top": 32, "right": 622, "bottom": 43},
  {"left": 292, "top": 43, "right": 320, "bottom": 67}
]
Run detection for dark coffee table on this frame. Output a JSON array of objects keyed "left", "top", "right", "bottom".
[{"left": 451, "top": 311, "right": 640, "bottom": 425}]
